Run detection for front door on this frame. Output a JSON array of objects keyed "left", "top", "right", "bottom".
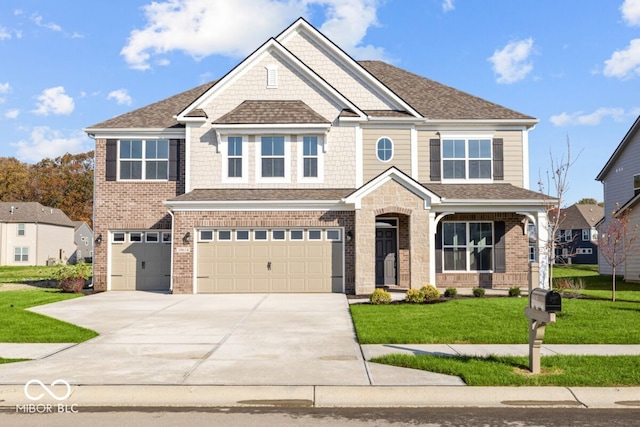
[{"left": 375, "top": 228, "right": 397, "bottom": 286}]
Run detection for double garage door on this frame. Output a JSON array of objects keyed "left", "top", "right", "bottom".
[
  {"left": 196, "top": 228, "right": 344, "bottom": 293},
  {"left": 110, "top": 231, "right": 171, "bottom": 291}
]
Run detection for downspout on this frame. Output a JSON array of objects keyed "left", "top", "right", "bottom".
[{"left": 167, "top": 209, "right": 175, "bottom": 294}]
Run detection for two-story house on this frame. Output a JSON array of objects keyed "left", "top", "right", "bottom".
[
  {"left": 0, "top": 202, "right": 76, "bottom": 266},
  {"left": 85, "top": 18, "right": 550, "bottom": 295},
  {"left": 554, "top": 203, "right": 603, "bottom": 265},
  {"left": 596, "top": 116, "right": 640, "bottom": 281}
]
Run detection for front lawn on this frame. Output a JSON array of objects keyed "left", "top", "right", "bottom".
[
  {"left": 0, "top": 265, "right": 58, "bottom": 284},
  {"left": 371, "top": 354, "right": 640, "bottom": 386},
  {"left": 350, "top": 298, "right": 640, "bottom": 344},
  {"left": 553, "top": 264, "right": 640, "bottom": 302},
  {"left": 0, "top": 290, "right": 98, "bottom": 343}
]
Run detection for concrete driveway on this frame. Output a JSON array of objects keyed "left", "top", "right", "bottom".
[{"left": 0, "top": 292, "right": 460, "bottom": 386}]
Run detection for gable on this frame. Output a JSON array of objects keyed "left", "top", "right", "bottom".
[{"left": 597, "top": 116, "right": 640, "bottom": 181}]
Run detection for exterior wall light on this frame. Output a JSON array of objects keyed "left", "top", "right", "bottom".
[
  {"left": 95, "top": 234, "right": 102, "bottom": 245},
  {"left": 346, "top": 230, "right": 353, "bottom": 242},
  {"left": 183, "top": 232, "right": 191, "bottom": 244}
]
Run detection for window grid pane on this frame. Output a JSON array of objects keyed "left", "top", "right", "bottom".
[
  {"left": 442, "top": 222, "right": 493, "bottom": 272},
  {"left": 261, "top": 137, "right": 285, "bottom": 177},
  {"left": 376, "top": 138, "right": 393, "bottom": 161},
  {"left": 442, "top": 138, "right": 492, "bottom": 180}
]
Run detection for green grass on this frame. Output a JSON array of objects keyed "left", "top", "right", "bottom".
[
  {"left": 0, "top": 358, "right": 28, "bottom": 364},
  {"left": 552, "top": 264, "right": 640, "bottom": 302},
  {"left": 371, "top": 354, "right": 640, "bottom": 386},
  {"left": 350, "top": 298, "right": 640, "bottom": 344},
  {"left": 0, "top": 290, "right": 98, "bottom": 343},
  {"left": 0, "top": 265, "right": 57, "bottom": 284}
]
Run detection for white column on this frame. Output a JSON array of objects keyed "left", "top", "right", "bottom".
[
  {"left": 537, "top": 210, "right": 550, "bottom": 289},
  {"left": 355, "top": 125, "right": 363, "bottom": 188}
]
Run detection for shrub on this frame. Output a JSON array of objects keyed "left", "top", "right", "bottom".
[
  {"left": 420, "top": 285, "right": 440, "bottom": 301},
  {"left": 508, "top": 286, "right": 521, "bottom": 297},
  {"left": 50, "top": 262, "right": 92, "bottom": 293},
  {"left": 370, "top": 288, "right": 392, "bottom": 304},
  {"left": 472, "top": 287, "right": 485, "bottom": 298},
  {"left": 444, "top": 287, "right": 458, "bottom": 298},
  {"left": 553, "top": 277, "right": 585, "bottom": 293},
  {"left": 405, "top": 288, "right": 424, "bottom": 303}
]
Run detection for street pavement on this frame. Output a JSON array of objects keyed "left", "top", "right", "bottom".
[{"left": 0, "top": 291, "right": 639, "bottom": 409}]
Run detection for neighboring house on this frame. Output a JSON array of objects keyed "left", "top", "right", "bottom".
[
  {"left": 554, "top": 204, "right": 603, "bottom": 265},
  {"left": 71, "top": 221, "right": 93, "bottom": 264},
  {"left": 596, "top": 116, "right": 640, "bottom": 281},
  {"left": 85, "top": 18, "right": 550, "bottom": 295},
  {"left": 0, "top": 202, "right": 76, "bottom": 266}
]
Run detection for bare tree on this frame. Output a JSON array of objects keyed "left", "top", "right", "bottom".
[
  {"left": 598, "top": 204, "right": 639, "bottom": 302},
  {"left": 537, "top": 136, "right": 578, "bottom": 288}
]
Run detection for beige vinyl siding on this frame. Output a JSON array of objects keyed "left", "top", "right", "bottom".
[
  {"left": 500, "top": 130, "right": 524, "bottom": 186},
  {"left": 363, "top": 128, "right": 411, "bottom": 182}
]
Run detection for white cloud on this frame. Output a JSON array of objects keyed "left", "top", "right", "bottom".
[
  {"left": 442, "top": 0, "right": 455, "bottom": 12},
  {"left": 14, "top": 9, "right": 23, "bottom": 16},
  {"left": 0, "top": 27, "right": 11, "bottom": 41},
  {"left": 121, "top": 0, "right": 386, "bottom": 70},
  {"left": 31, "top": 13, "right": 62, "bottom": 32},
  {"left": 488, "top": 38, "right": 535, "bottom": 84},
  {"left": 550, "top": 107, "right": 627, "bottom": 126},
  {"left": 12, "top": 127, "right": 91, "bottom": 162},
  {"left": 0, "top": 82, "right": 10, "bottom": 94},
  {"left": 603, "top": 38, "right": 640, "bottom": 79},
  {"left": 5, "top": 109, "right": 19, "bottom": 119},
  {"left": 107, "top": 89, "right": 133, "bottom": 106},
  {"left": 32, "top": 86, "right": 75, "bottom": 116},
  {"left": 621, "top": 0, "right": 640, "bottom": 26}
]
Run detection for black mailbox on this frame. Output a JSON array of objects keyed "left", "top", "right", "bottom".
[{"left": 530, "top": 288, "right": 562, "bottom": 313}]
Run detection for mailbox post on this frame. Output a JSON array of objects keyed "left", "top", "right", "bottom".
[{"left": 525, "top": 288, "right": 561, "bottom": 373}]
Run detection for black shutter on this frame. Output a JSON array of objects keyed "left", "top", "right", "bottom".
[
  {"left": 494, "top": 221, "right": 506, "bottom": 273},
  {"left": 493, "top": 138, "right": 504, "bottom": 181},
  {"left": 435, "top": 222, "right": 443, "bottom": 273},
  {"left": 106, "top": 139, "right": 117, "bottom": 181},
  {"left": 169, "top": 139, "right": 180, "bottom": 181},
  {"left": 430, "top": 139, "right": 441, "bottom": 181}
]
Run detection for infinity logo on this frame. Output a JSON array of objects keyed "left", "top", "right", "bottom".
[{"left": 24, "top": 379, "right": 72, "bottom": 401}]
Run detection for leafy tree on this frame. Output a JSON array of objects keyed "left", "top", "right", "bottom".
[
  {"left": 598, "top": 205, "right": 639, "bottom": 302},
  {"left": 0, "top": 157, "right": 31, "bottom": 201},
  {"left": 577, "top": 197, "right": 598, "bottom": 205}
]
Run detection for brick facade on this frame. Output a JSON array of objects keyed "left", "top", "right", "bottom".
[{"left": 92, "top": 138, "right": 186, "bottom": 291}]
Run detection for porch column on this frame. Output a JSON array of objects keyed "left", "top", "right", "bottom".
[
  {"left": 410, "top": 209, "right": 430, "bottom": 288},
  {"left": 537, "top": 211, "right": 550, "bottom": 289},
  {"left": 354, "top": 209, "right": 375, "bottom": 294}
]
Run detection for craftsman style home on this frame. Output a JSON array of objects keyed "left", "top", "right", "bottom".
[
  {"left": 596, "top": 115, "right": 640, "bottom": 281},
  {"left": 85, "top": 18, "right": 549, "bottom": 295}
]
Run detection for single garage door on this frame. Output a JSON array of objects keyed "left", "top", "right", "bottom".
[
  {"left": 196, "top": 228, "right": 343, "bottom": 293},
  {"left": 110, "top": 231, "right": 171, "bottom": 291}
]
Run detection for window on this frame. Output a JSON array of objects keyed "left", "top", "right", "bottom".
[
  {"left": 272, "top": 230, "right": 286, "bottom": 240},
  {"left": 119, "top": 139, "right": 169, "bottom": 180},
  {"left": 564, "top": 230, "right": 571, "bottom": 242},
  {"left": 130, "top": 232, "right": 143, "bottom": 242},
  {"left": 376, "top": 137, "right": 393, "bottom": 162},
  {"left": 290, "top": 230, "right": 304, "bottom": 240},
  {"left": 442, "top": 222, "right": 493, "bottom": 271},
  {"left": 327, "top": 229, "right": 341, "bottom": 241},
  {"left": 308, "top": 230, "right": 322, "bottom": 240},
  {"left": 218, "top": 230, "right": 231, "bottom": 241},
  {"left": 17, "top": 223, "right": 25, "bottom": 236},
  {"left": 236, "top": 230, "right": 249, "bottom": 241},
  {"left": 576, "top": 248, "right": 593, "bottom": 255},
  {"left": 529, "top": 245, "right": 536, "bottom": 263},
  {"left": 303, "top": 136, "right": 318, "bottom": 178},
  {"left": 442, "top": 138, "right": 491, "bottom": 180},
  {"left": 146, "top": 232, "right": 159, "bottom": 243},
  {"left": 254, "top": 230, "right": 268, "bottom": 240},
  {"left": 200, "top": 230, "right": 213, "bottom": 241},
  {"left": 113, "top": 232, "right": 125, "bottom": 242},
  {"left": 261, "top": 136, "right": 285, "bottom": 178},
  {"left": 227, "top": 136, "right": 243, "bottom": 178},
  {"left": 582, "top": 229, "right": 590, "bottom": 241},
  {"left": 635, "top": 174, "right": 640, "bottom": 196},
  {"left": 14, "top": 247, "right": 28, "bottom": 262},
  {"left": 162, "top": 232, "right": 172, "bottom": 243}
]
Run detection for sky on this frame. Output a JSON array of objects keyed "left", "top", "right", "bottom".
[{"left": 2, "top": 0, "right": 640, "bottom": 206}]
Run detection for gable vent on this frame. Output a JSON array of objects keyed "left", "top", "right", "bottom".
[{"left": 266, "top": 64, "right": 278, "bottom": 88}]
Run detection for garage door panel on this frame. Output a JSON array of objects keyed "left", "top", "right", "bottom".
[
  {"left": 196, "top": 228, "right": 343, "bottom": 294},
  {"left": 110, "top": 234, "right": 171, "bottom": 292}
]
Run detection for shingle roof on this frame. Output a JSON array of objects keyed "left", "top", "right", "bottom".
[
  {"left": 86, "top": 81, "right": 217, "bottom": 130},
  {"left": 558, "top": 204, "right": 604, "bottom": 229},
  {"left": 359, "top": 60, "right": 535, "bottom": 121},
  {"left": 0, "top": 202, "right": 75, "bottom": 227},
  {"left": 168, "top": 188, "right": 353, "bottom": 202},
  {"left": 213, "top": 100, "right": 330, "bottom": 124},
  {"left": 423, "top": 183, "right": 548, "bottom": 200}
]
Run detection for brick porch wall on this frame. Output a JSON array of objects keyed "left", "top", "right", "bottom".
[
  {"left": 92, "top": 138, "right": 186, "bottom": 291},
  {"left": 171, "top": 210, "right": 355, "bottom": 294},
  {"left": 435, "top": 212, "right": 529, "bottom": 289}
]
